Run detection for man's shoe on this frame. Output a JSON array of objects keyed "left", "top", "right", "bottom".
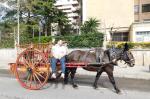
[
  {"left": 51, "top": 73, "right": 56, "bottom": 79},
  {"left": 60, "top": 73, "right": 65, "bottom": 79}
]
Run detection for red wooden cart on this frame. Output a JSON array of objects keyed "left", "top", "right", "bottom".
[{"left": 9, "top": 43, "right": 88, "bottom": 90}]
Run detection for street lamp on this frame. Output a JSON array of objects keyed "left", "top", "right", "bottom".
[{"left": 17, "top": 0, "right": 20, "bottom": 45}]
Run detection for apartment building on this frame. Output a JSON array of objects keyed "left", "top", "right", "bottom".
[
  {"left": 131, "top": 0, "right": 150, "bottom": 42},
  {"left": 82, "top": 0, "right": 134, "bottom": 42},
  {"left": 54, "top": 0, "right": 80, "bottom": 28},
  {"left": 82, "top": 0, "right": 150, "bottom": 42},
  {"left": 54, "top": 0, "right": 150, "bottom": 42},
  {"left": 134, "top": 0, "right": 150, "bottom": 22}
]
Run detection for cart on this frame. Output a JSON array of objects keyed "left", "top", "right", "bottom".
[{"left": 9, "top": 43, "right": 88, "bottom": 90}]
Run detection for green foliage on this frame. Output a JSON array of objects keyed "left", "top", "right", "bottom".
[
  {"left": 1, "top": 0, "right": 72, "bottom": 36},
  {"left": 81, "top": 18, "right": 100, "bottom": 34},
  {"left": 32, "top": 36, "right": 52, "bottom": 43},
  {"left": 32, "top": 33, "right": 104, "bottom": 48},
  {"left": 0, "top": 36, "right": 14, "bottom": 48},
  {"left": 107, "top": 42, "right": 150, "bottom": 49},
  {"left": 31, "top": 0, "right": 71, "bottom": 35}
]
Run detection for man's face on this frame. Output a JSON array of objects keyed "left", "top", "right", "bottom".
[{"left": 58, "top": 40, "right": 63, "bottom": 45}]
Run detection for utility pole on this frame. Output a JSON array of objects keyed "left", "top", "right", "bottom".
[
  {"left": 0, "top": 31, "right": 1, "bottom": 42},
  {"left": 39, "top": 19, "right": 42, "bottom": 43},
  {"left": 38, "top": 26, "right": 41, "bottom": 43},
  {"left": 14, "top": 28, "right": 17, "bottom": 49},
  {"left": 17, "top": 0, "right": 20, "bottom": 45},
  {"left": 103, "top": 20, "right": 107, "bottom": 49},
  {"left": 33, "top": 26, "right": 34, "bottom": 38}
]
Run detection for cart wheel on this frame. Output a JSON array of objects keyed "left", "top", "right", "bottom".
[{"left": 15, "top": 48, "right": 50, "bottom": 90}]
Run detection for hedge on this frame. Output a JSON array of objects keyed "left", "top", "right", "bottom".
[
  {"left": 107, "top": 42, "right": 150, "bottom": 49},
  {"left": 0, "top": 37, "right": 14, "bottom": 48},
  {"left": 32, "top": 33, "right": 104, "bottom": 48}
]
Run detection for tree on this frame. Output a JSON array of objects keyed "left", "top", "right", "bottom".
[
  {"left": 31, "top": 0, "right": 71, "bottom": 36},
  {"left": 56, "top": 10, "right": 72, "bottom": 35},
  {"left": 81, "top": 18, "right": 100, "bottom": 34},
  {"left": 0, "top": 0, "right": 72, "bottom": 45}
]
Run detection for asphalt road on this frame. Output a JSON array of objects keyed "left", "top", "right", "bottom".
[
  {"left": 0, "top": 76, "right": 150, "bottom": 99},
  {"left": 0, "top": 69, "right": 150, "bottom": 92},
  {"left": 0, "top": 69, "right": 150, "bottom": 99}
]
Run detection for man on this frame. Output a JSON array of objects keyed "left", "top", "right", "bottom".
[{"left": 50, "top": 40, "right": 68, "bottom": 79}]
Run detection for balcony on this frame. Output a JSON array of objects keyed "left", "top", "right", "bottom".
[
  {"left": 54, "top": 0, "right": 78, "bottom": 6},
  {"left": 67, "top": 13, "right": 79, "bottom": 17}
]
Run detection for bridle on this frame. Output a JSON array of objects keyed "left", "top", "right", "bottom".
[{"left": 120, "top": 50, "right": 134, "bottom": 65}]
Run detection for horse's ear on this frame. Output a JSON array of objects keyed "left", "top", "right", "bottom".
[{"left": 123, "top": 43, "right": 129, "bottom": 51}]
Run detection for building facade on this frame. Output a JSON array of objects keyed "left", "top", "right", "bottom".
[
  {"left": 130, "top": 22, "right": 150, "bottom": 42},
  {"left": 55, "top": 0, "right": 150, "bottom": 42},
  {"left": 132, "top": 0, "right": 150, "bottom": 42},
  {"left": 55, "top": 0, "right": 80, "bottom": 30},
  {"left": 134, "top": 0, "right": 150, "bottom": 22},
  {"left": 82, "top": 0, "right": 134, "bottom": 42},
  {"left": 82, "top": 0, "right": 150, "bottom": 42}
]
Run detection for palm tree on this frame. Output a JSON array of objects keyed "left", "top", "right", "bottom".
[
  {"left": 55, "top": 10, "right": 68, "bottom": 35},
  {"left": 81, "top": 18, "right": 100, "bottom": 34}
]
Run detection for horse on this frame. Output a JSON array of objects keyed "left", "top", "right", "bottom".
[{"left": 64, "top": 47, "right": 135, "bottom": 93}]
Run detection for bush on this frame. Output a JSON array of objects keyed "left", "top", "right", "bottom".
[
  {"left": 0, "top": 32, "right": 103, "bottom": 48},
  {"left": 107, "top": 42, "right": 150, "bottom": 49},
  {"left": 32, "top": 33, "right": 104, "bottom": 48},
  {"left": 0, "top": 37, "right": 14, "bottom": 48}
]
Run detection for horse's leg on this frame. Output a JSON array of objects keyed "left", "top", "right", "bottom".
[
  {"left": 93, "top": 68, "right": 103, "bottom": 89},
  {"left": 64, "top": 67, "right": 69, "bottom": 84},
  {"left": 105, "top": 66, "right": 120, "bottom": 93},
  {"left": 70, "top": 67, "right": 78, "bottom": 88}
]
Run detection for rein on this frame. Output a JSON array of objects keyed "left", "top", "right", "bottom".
[{"left": 119, "top": 50, "right": 134, "bottom": 67}]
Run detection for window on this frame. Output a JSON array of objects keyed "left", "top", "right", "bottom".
[
  {"left": 142, "top": 4, "right": 150, "bottom": 13},
  {"left": 136, "top": 31, "right": 150, "bottom": 36},
  {"left": 134, "top": 5, "right": 140, "bottom": 13},
  {"left": 136, "top": 31, "right": 150, "bottom": 42},
  {"left": 143, "top": 19, "right": 150, "bottom": 22},
  {"left": 134, "top": 20, "right": 139, "bottom": 22},
  {"left": 112, "top": 32, "right": 129, "bottom": 41}
]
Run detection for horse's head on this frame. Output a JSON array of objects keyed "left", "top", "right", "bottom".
[{"left": 121, "top": 50, "right": 135, "bottom": 67}]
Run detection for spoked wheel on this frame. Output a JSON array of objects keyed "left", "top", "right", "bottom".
[{"left": 15, "top": 48, "right": 50, "bottom": 90}]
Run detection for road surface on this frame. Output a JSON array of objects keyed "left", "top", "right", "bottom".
[{"left": 0, "top": 72, "right": 150, "bottom": 99}]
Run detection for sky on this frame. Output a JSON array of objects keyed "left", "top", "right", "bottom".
[{"left": 0, "top": 0, "right": 14, "bottom": 21}]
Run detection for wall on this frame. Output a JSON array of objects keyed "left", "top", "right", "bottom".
[
  {"left": 0, "top": 49, "right": 17, "bottom": 69},
  {"left": 0, "top": 48, "right": 150, "bottom": 69},
  {"left": 134, "top": 0, "right": 150, "bottom": 22},
  {"left": 130, "top": 22, "right": 150, "bottom": 42},
  {"left": 131, "top": 49, "right": 150, "bottom": 66},
  {"left": 82, "top": 0, "right": 134, "bottom": 42},
  {"left": 83, "top": 0, "right": 134, "bottom": 29}
]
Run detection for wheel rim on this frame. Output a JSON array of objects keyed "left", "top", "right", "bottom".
[{"left": 15, "top": 48, "right": 50, "bottom": 90}]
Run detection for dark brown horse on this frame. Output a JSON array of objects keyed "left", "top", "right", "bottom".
[{"left": 64, "top": 47, "right": 135, "bottom": 93}]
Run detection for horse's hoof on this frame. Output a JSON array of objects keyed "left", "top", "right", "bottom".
[
  {"left": 116, "top": 89, "right": 121, "bottom": 94},
  {"left": 64, "top": 81, "right": 68, "bottom": 85},
  {"left": 93, "top": 85, "right": 98, "bottom": 89},
  {"left": 73, "top": 84, "right": 78, "bottom": 88}
]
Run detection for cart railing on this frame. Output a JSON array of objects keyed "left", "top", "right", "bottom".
[{"left": 16, "top": 43, "right": 52, "bottom": 57}]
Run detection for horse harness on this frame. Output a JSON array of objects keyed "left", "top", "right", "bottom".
[{"left": 83, "top": 50, "right": 107, "bottom": 71}]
